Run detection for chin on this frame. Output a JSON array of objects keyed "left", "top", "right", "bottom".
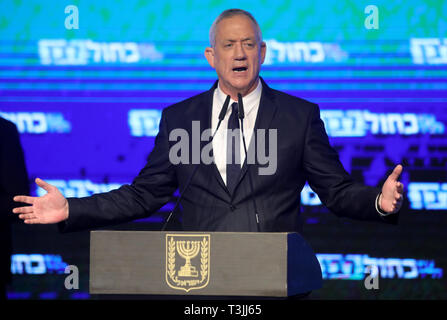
[{"left": 229, "top": 79, "right": 253, "bottom": 92}]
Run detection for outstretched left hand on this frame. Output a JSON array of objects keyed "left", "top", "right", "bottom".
[{"left": 380, "top": 164, "right": 404, "bottom": 214}]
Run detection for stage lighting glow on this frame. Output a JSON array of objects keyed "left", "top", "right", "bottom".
[
  {"left": 128, "top": 109, "right": 162, "bottom": 137},
  {"left": 320, "top": 110, "right": 445, "bottom": 137},
  {"left": 35, "top": 179, "right": 125, "bottom": 198},
  {"left": 0, "top": 111, "right": 71, "bottom": 134},
  {"left": 11, "top": 254, "right": 68, "bottom": 275},
  {"left": 408, "top": 182, "right": 447, "bottom": 210},
  {"left": 38, "top": 39, "right": 163, "bottom": 65},
  {"left": 410, "top": 38, "right": 447, "bottom": 65},
  {"left": 317, "top": 254, "right": 443, "bottom": 280}
]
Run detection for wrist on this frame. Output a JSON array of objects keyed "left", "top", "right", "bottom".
[
  {"left": 376, "top": 192, "right": 389, "bottom": 215},
  {"left": 63, "top": 199, "right": 69, "bottom": 221},
  {"left": 378, "top": 193, "right": 383, "bottom": 210}
]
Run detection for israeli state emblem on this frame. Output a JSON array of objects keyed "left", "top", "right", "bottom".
[{"left": 165, "top": 234, "right": 210, "bottom": 292}]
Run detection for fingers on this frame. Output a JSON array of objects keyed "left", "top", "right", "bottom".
[
  {"left": 35, "top": 177, "right": 53, "bottom": 192},
  {"left": 381, "top": 179, "right": 405, "bottom": 212},
  {"left": 18, "top": 213, "right": 36, "bottom": 220},
  {"left": 393, "top": 183, "right": 404, "bottom": 201},
  {"left": 393, "top": 192, "right": 403, "bottom": 201},
  {"left": 389, "top": 164, "right": 403, "bottom": 181},
  {"left": 13, "top": 195, "right": 35, "bottom": 205},
  {"left": 24, "top": 217, "right": 40, "bottom": 224},
  {"left": 393, "top": 182, "right": 404, "bottom": 200},
  {"left": 15, "top": 212, "right": 40, "bottom": 224},
  {"left": 12, "top": 206, "right": 33, "bottom": 214}
]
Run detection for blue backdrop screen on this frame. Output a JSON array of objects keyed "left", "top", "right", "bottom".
[{"left": 1, "top": 0, "right": 446, "bottom": 300}]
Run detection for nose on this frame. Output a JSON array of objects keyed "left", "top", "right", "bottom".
[{"left": 233, "top": 42, "right": 247, "bottom": 61}]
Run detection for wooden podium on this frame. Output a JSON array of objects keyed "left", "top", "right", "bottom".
[{"left": 89, "top": 231, "right": 322, "bottom": 297}]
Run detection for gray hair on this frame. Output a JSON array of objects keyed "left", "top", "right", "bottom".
[{"left": 209, "top": 9, "right": 263, "bottom": 47}]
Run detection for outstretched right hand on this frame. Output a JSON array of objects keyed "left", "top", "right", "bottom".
[{"left": 13, "top": 178, "right": 69, "bottom": 224}]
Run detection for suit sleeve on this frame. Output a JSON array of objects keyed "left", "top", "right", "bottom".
[
  {"left": 0, "top": 120, "right": 30, "bottom": 222},
  {"left": 302, "top": 104, "right": 398, "bottom": 224},
  {"left": 58, "top": 109, "right": 178, "bottom": 232}
]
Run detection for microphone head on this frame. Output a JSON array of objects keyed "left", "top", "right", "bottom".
[
  {"left": 237, "top": 93, "right": 245, "bottom": 119},
  {"left": 218, "top": 95, "right": 231, "bottom": 121}
]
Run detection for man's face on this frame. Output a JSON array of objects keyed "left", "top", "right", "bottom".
[{"left": 205, "top": 15, "right": 266, "bottom": 98}]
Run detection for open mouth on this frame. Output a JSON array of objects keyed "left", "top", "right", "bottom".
[{"left": 232, "top": 66, "right": 248, "bottom": 72}]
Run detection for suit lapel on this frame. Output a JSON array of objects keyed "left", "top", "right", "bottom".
[
  {"left": 197, "top": 81, "right": 230, "bottom": 195},
  {"left": 235, "top": 77, "right": 278, "bottom": 191}
]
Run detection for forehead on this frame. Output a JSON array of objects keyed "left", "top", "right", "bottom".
[{"left": 215, "top": 15, "right": 258, "bottom": 41}]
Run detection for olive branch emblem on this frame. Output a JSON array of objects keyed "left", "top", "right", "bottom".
[
  {"left": 200, "top": 237, "right": 208, "bottom": 282},
  {"left": 167, "top": 237, "right": 176, "bottom": 280}
]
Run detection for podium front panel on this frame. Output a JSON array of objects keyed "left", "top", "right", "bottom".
[{"left": 90, "top": 231, "right": 289, "bottom": 296}]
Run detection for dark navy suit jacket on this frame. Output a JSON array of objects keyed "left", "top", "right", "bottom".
[
  {"left": 1, "top": 118, "right": 29, "bottom": 287},
  {"left": 60, "top": 78, "right": 397, "bottom": 233}
]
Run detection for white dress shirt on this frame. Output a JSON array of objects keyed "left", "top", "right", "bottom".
[{"left": 211, "top": 79, "right": 262, "bottom": 186}]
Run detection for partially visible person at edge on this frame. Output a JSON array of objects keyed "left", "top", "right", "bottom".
[{"left": 1, "top": 117, "right": 29, "bottom": 300}]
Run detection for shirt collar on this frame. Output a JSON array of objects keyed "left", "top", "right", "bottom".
[{"left": 215, "top": 79, "right": 262, "bottom": 116}]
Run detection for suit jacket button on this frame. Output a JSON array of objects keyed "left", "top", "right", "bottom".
[{"left": 230, "top": 205, "right": 236, "bottom": 211}]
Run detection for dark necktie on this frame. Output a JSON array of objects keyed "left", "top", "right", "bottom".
[{"left": 226, "top": 102, "right": 241, "bottom": 194}]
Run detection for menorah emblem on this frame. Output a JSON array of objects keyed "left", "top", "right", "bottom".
[
  {"left": 177, "top": 240, "right": 200, "bottom": 277},
  {"left": 166, "top": 234, "right": 210, "bottom": 292}
]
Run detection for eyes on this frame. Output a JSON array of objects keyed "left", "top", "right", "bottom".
[{"left": 224, "top": 42, "right": 255, "bottom": 48}]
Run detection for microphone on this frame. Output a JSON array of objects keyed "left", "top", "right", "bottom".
[
  {"left": 161, "top": 95, "right": 231, "bottom": 231},
  {"left": 218, "top": 94, "right": 231, "bottom": 121},
  {"left": 237, "top": 93, "right": 261, "bottom": 232}
]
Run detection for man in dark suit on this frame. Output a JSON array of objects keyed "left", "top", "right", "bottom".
[
  {"left": 0, "top": 117, "right": 29, "bottom": 300},
  {"left": 12, "top": 9, "right": 404, "bottom": 232}
]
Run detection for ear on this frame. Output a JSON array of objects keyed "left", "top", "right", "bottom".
[
  {"left": 204, "top": 47, "right": 215, "bottom": 69},
  {"left": 260, "top": 41, "right": 267, "bottom": 64}
]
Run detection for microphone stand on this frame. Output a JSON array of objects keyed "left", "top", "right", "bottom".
[{"left": 237, "top": 93, "right": 261, "bottom": 232}]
